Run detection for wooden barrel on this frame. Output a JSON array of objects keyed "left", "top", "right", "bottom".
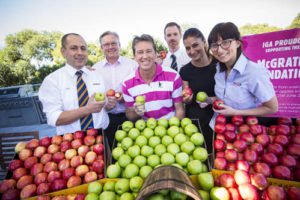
[{"left": 136, "top": 165, "right": 202, "bottom": 200}]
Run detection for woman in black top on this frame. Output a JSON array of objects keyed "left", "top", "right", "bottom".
[{"left": 179, "top": 28, "right": 216, "bottom": 153}]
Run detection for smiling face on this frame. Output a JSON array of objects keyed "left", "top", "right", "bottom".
[
  {"left": 100, "top": 34, "right": 120, "bottom": 62},
  {"left": 61, "top": 35, "right": 88, "bottom": 69},
  {"left": 134, "top": 41, "right": 157, "bottom": 72},
  {"left": 164, "top": 25, "right": 181, "bottom": 52},
  {"left": 183, "top": 36, "right": 208, "bottom": 63}
]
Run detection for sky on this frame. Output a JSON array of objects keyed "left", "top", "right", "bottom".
[{"left": 0, "top": 0, "right": 299, "bottom": 49}]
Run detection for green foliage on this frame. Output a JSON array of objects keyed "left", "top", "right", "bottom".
[
  {"left": 288, "top": 13, "right": 300, "bottom": 28},
  {"left": 239, "top": 23, "right": 282, "bottom": 36}
]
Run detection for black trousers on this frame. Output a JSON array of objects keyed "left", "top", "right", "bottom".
[{"left": 104, "top": 113, "right": 128, "bottom": 150}]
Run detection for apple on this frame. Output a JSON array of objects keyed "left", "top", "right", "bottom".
[
  {"left": 106, "top": 89, "right": 116, "bottom": 97},
  {"left": 240, "top": 132, "right": 255, "bottom": 144},
  {"left": 181, "top": 141, "right": 195, "bottom": 154},
  {"left": 58, "top": 159, "right": 70, "bottom": 171},
  {"left": 233, "top": 139, "right": 248, "bottom": 152},
  {"left": 287, "top": 144, "right": 300, "bottom": 156},
  {"left": 214, "top": 123, "right": 226, "bottom": 134},
  {"left": 214, "top": 139, "right": 226, "bottom": 152},
  {"left": 121, "top": 137, "right": 134, "bottom": 150},
  {"left": 167, "top": 126, "right": 180, "bottom": 138},
  {"left": 190, "top": 132, "right": 205, "bottom": 146},
  {"left": 135, "top": 119, "right": 146, "bottom": 131},
  {"left": 128, "top": 145, "right": 141, "bottom": 158},
  {"left": 20, "top": 184, "right": 37, "bottom": 199},
  {"left": 43, "top": 161, "right": 58, "bottom": 173},
  {"left": 95, "top": 92, "right": 105, "bottom": 101},
  {"left": 83, "top": 135, "right": 95, "bottom": 146},
  {"left": 250, "top": 173, "right": 268, "bottom": 190},
  {"left": 47, "top": 170, "right": 62, "bottom": 183},
  {"left": 184, "top": 123, "right": 198, "bottom": 136},
  {"left": 214, "top": 157, "right": 227, "bottom": 170},
  {"left": 31, "top": 163, "right": 44, "bottom": 176},
  {"left": 2, "top": 189, "right": 20, "bottom": 200},
  {"left": 71, "top": 138, "right": 83, "bottom": 149},
  {"left": 99, "top": 191, "right": 116, "bottom": 200},
  {"left": 18, "top": 148, "right": 32, "bottom": 161},
  {"left": 210, "top": 187, "right": 230, "bottom": 200},
  {"left": 122, "top": 121, "right": 134, "bottom": 132},
  {"left": 169, "top": 116, "right": 180, "bottom": 127},
  {"left": 53, "top": 152, "right": 65, "bottom": 163},
  {"left": 84, "top": 171, "right": 97, "bottom": 183},
  {"left": 106, "top": 164, "right": 121, "bottom": 178},
  {"left": 216, "top": 114, "right": 226, "bottom": 124},
  {"left": 17, "top": 175, "right": 33, "bottom": 189},
  {"left": 75, "top": 164, "right": 89, "bottom": 177},
  {"left": 193, "top": 147, "right": 208, "bottom": 162},
  {"left": 266, "top": 185, "right": 286, "bottom": 200},
  {"left": 225, "top": 123, "right": 236, "bottom": 132},
  {"left": 128, "top": 128, "right": 141, "bottom": 140},
  {"left": 77, "top": 145, "right": 89, "bottom": 157},
  {"left": 280, "top": 154, "right": 297, "bottom": 167},
  {"left": 236, "top": 160, "right": 250, "bottom": 172},
  {"left": 238, "top": 124, "right": 250, "bottom": 133},
  {"left": 135, "top": 95, "right": 145, "bottom": 104},
  {"left": 253, "top": 162, "right": 271, "bottom": 177},
  {"left": 123, "top": 163, "right": 139, "bottom": 178},
  {"left": 196, "top": 91, "right": 207, "bottom": 102},
  {"left": 250, "top": 143, "right": 264, "bottom": 154},
  {"left": 0, "top": 179, "right": 16, "bottom": 193},
  {"left": 147, "top": 154, "right": 160, "bottom": 167},
  {"left": 244, "top": 149, "right": 258, "bottom": 164},
  {"left": 8, "top": 159, "right": 23, "bottom": 171},
  {"left": 276, "top": 124, "right": 290, "bottom": 135},
  {"left": 182, "top": 87, "right": 193, "bottom": 97},
  {"left": 161, "top": 152, "right": 175, "bottom": 165},
  {"left": 135, "top": 135, "right": 148, "bottom": 147},
  {"left": 85, "top": 151, "right": 97, "bottom": 165},
  {"left": 224, "top": 131, "right": 236, "bottom": 142},
  {"left": 66, "top": 176, "right": 81, "bottom": 188},
  {"left": 62, "top": 167, "right": 75, "bottom": 180},
  {"left": 157, "top": 118, "right": 169, "bottom": 129},
  {"left": 262, "top": 152, "right": 278, "bottom": 166},
  {"left": 92, "top": 159, "right": 105, "bottom": 173},
  {"left": 15, "top": 141, "right": 26, "bottom": 153},
  {"left": 51, "top": 179, "right": 67, "bottom": 192},
  {"left": 226, "top": 162, "right": 237, "bottom": 171},
  {"left": 268, "top": 143, "right": 284, "bottom": 156},
  {"left": 139, "top": 166, "right": 152, "bottom": 179},
  {"left": 219, "top": 173, "right": 237, "bottom": 188},
  {"left": 133, "top": 155, "right": 147, "bottom": 168},
  {"left": 73, "top": 130, "right": 85, "bottom": 139},
  {"left": 13, "top": 167, "right": 27, "bottom": 180},
  {"left": 24, "top": 156, "right": 38, "bottom": 169},
  {"left": 224, "top": 149, "right": 238, "bottom": 162},
  {"left": 234, "top": 170, "right": 250, "bottom": 185},
  {"left": 187, "top": 160, "right": 202, "bottom": 174},
  {"left": 26, "top": 139, "right": 39, "bottom": 149},
  {"left": 250, "top": 124, "right": 263, "bottom": 136},
  {"left": 60, "top": 141, "right": 72, "bottom": 152},
  {"left": 213, "top": 99, "right": 224, "bottom": 110},
  {"left": 51, "top": 135, "right": 63, "bottom": 145},
  {"left": 287, "top": 187, "right": 300, "bottom": 200},
  {"left": 238, "top": 183, "right": 258, "bottom": 200},
  {"left": 34, "top": 172, "right": 48, "bottom": 185},
  {"left": 245, "top": 116, "right": 258, "bottom": 125},
  {"left": 272, "top": 165, "right": 291, "bottom": 180},
  {"left": 175, "top": 152, "right": 189, "bottom": 166},
  {"left": 36, "top": 183, "right": 51, "bottom": 195},
  {"left": 39, "top": 136, "right": 52, "bottom": 147},
  {"left": 47, "top": 144, "right": 59, "bottom": 154},
  {"left": 93, "top": 143, "right": 104, "bottom": 155},
  {"left": 231, "top": 115, "right": 243, "bottom": 126},
  {"left": 129, "top": 176, "right": 143, "bottom": 193},
  {"left": 197, "top": 172, "right": 214, "bottom": 191},
  {"left": 146, "top": 118, "right": 157, "bottom": 129}
]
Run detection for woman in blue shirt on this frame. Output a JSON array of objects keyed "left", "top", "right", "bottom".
[{"left": 207, "top": 22, "right": 278, "bottom": 117}]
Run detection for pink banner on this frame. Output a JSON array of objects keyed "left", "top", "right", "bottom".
[{"left": 242, "top": 28, "right": 300, "bottom": 118}]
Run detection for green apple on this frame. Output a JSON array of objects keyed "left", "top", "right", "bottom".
[
  {"left": 115, "top": 130, "right": 127, "bottom": 142},
  {"left": 129, "top": 176, "right": 144, "bottom": 193},
  {"left": 133, "top": 155, "right": 147, "bottom": 167},
  {"left": 118, "top": 154, "right": 132, "bottom": 168},
  {"left": 170, "top": 190, "right": 187, "bottom": 200},
  {"left": 196, "top": 91, "right": 207, "bottom": 102},
  {"left": 135, "top": 95, "right": 145, "bottom": 104},
  {"left": 112, "top": 146, "right": 124, "bottom": 160},
  {"left": 210, "top": 187, "right": 229, "bottom": 200},
  {"left": 175, "top": 152, "right": 189, "bottom": 167},
  {"left": 181, "top": 141, "right": 195, "bottom": 155},
  {"left": 95, "top": 92, "right": 105, "bottom": 101},
  {"left": 201, "top": 163, "right": 208, "bottom": 172},
  {"left": 103, "top": 181, "right": 115, "bottom": 191},
  {"left": 148, "top": 136, "right": 161, "bottom": 148},
  {"left": 139, "top": 165, "right": 153, "bottom": 178},
  {"left": 154, "top": 126, "right": 167, "bottom": 137},
  {"left": 147, "top": 154, "right": 161, "bottom": 167},
  {"left": 147, "top": 118, "right": 157, "bottom": 129},
  {"left": 122, "top": 121, "right": 134, "bottom": 132},
  {"left": 135, "top": 119, "right": 146, "bottom": 131},
  {"left": 123, "top": 163, "right": 139, "bottom": 178},
  {"left": 141, "top": 145, "right": 154, "bottom": 157},
  {"left": 198, "top": 190, "right": 210, "bottom": 200},
  {"left": 174, "top": 133, "right": 187, "bottom": 145},
  {"left": 167, "top": 143, "right": 180, "bottom": 155},
  {"left": 193, "top": 147, "right": 208, "bottom": 162},
  {"left": 127, "top": 145, "right": 141, "bottom": 158},
  {"left": 142, "top": 127, "right": 154, "bottom": 138},
  {"left": 167, "top": 126, "right": 180, "bottom": 138},
  {"left": 85, "top": 193, "right": 99, "bottom": 200},
  {"left": 154, "top": 144, "right": 167, "bottom": 156},
  {"left": 115, "top": 178, "right": 130, "bottom": 195},
  {"left": 157, "top": 118, "right": 169, "bottom": 128},
  {"left": 190, "top": 133, "right": 204, "bottom": 146},
  {"left": 99, "top": 191, "right": 116, "bottom": 200},
  {"left": 198, "top": 172, "right": 214, "bottom": 191},
  {"left": 161, "top": 152, "right": 175, "bottom": 165},
  {"left": 162, "top": 135, "right": 173, "bottom": 146},
  {"left": 135, "top": 135, "right": 148, "bottom": 147},
  {"left": 148, "top": 194, "right": 164, "bottom": 200},
  {"left": 106, "top": 164, "right": 121, "bottom": 178},
  {"left": 121, "top": 137, "right": 133, "bottom": 150},
  {"left": 120, "top": 192, "right": 134, "bottom": 200},
  {"left": 128, "top": 128, "right": 140, "bottom": 140},
  {"left": 181, "top": 118, "right": 192, "bottom": 128},
  {"left": 168, "top": 116, "right": 180, "bottom": 126},
  {"left": 88, "top": 181, "right": 102, "bottom": 194},
  {"left": 184, "top": 124, "right": 198, "bottom": 136},
  {"left": 187, "top": 160, "right": 202, "bottom": 175}
]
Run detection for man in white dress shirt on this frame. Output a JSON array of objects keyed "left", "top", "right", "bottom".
[
  {"left": 162, "top": 22, "right": 191, "bottom": 72},
  {"left": 39, "top": 33, "right": 110, "bottom": 135},
  {"left": 93, "top": 31, "right": 138, "bottom": 148}
]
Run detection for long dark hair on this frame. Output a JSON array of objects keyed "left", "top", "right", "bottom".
[{"left": 208, "top": 22, "right": 243, "bottom": 71}]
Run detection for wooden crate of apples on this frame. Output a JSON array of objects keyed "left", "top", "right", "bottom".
[{"left": 0, "top": 128, "right": 107, "bottom": 199}]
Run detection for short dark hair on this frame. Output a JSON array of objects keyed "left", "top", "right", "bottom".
[
  {"left": 99, "top": 31, "right": 120, "bottom": 44},
  {"left": 61, "top": 33, "right": 81, "bottom": 48},
  {"left": 164, "top": 22, "right": 182, "bottom": 35},
  {"left": 183, "top": 28, "right": 205, "bottom": 41},
  {"left": 132, "top": 34, "right": 157, "bottom": 55}
]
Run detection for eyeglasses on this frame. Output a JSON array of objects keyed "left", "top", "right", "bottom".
[
  {"left": 210, "top": 39, "right": 235, "bottom": 52},
  {"left": 102, "top": 42, "right": 118, "bottom": 48}
]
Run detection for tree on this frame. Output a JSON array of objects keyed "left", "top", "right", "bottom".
[
  {"left": 288, "top": 13, "right": 300, "bottom": 28},
  {"left": 239, "top": 24, "right": 282, "bottom": 36}
]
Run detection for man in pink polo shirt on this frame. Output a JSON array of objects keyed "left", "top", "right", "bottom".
[{"left": 122, "top": 34, "right": 185, "bottom": 121}]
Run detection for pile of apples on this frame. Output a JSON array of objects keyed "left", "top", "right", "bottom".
[
  {"left": 213, "top": 115, "right": 300, "bottom": 181},
  {"left": 0, "top": 128, "right": 105, "bottom": 199},
  {"left": 197, "top": 170, "right": 300, "bottom": 200},
  {"left": 106, "top": 117, "right": 210, "bottom": 179}
]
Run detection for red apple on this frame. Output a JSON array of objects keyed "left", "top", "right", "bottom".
[
  {"left": 53, "top": 152, "right": 65, "bottom": 163},
  {"left": 2, "top": 189, "right": 20, "bottom": 200},
  {"left": 91, "top": 160, "right": 105, "bottom": 173},
  {"left": 40, "top": 153, "right": 52, "bottom": 164},
  {"left": 20, "top": 184, "right": 37, "bottom": 199},
  {"left": 43, "top": 161, "right": 58, "bottom": 173},
  {"left": 84, "top": 171, "right": 97, "bottom": 183},
  {"left": 272, "top": 165, "right": 291, "bottom": 180},
  {"left": 0, "top": 179, "right": 16, "bottom": 193},
  {"left": 63, "top": 133, "right": 73, "bottom": 141},
  {"left": 238, "top": 183, "right": 258, "bottom": 200},
  {"left": 47, "top": 170, "right": 62, "bottom": 183},
  {"left": 58, "top": 159, "right": 70, "bottom": 171},
  {"left": 39, "top": 136, "right": 52, "bottom": 147},
  {"left": 214, "top": 139, "right": 226, "bottom": 151},
  {"left": 92, "top": 143, "right": 104, "bottom": 155},
  {"left": 34, "top": 172, "right": 48, "bottom": 185},
  {"left": 106, "top": 89, "right": 116, "bottom": 97},
  {"left": 238, "top": 124, "right": 250, "bottom": 133},
  {"left": 261, "top": 153, "right": 278, "bottom": 166},
  {"left": 70, "top": 156, "right": 83, "bottom": 168},
  {"left": 267, "top": 143, "right": 284, "bottom": 156},
  {"left": 216, "top": 114, "right": 226, "bottom": 124},
  {"left": 225, "top": 123, "right": 236, "bottom": 132},
  {"left": 36, "top": 183, "right": 51, "bottom": 195},
  {"left": 213, "top": 99, "right": 225, "bottom": 110},
  {"left": 17, "top": 175, "right": 33, "bottom": 189},
  {"left": 8, "top": 159, "right": 23, "bottom": 171},
  {"left": 280, "top": 154, "right": 297, "bottom": 167},
  {"left": 73, "top": 131, "right": 85, "bottom": 139},
  {"left": 13, "top": 167, "right": 27, "bottom": 180},
  {"left": 240, "top": 132, "right": 255, "bottom": 144},
  {"left": 24, "top": 156, "right": 38, "bottom": 169},
  {"left": 18, "top": 149, "right": 32, "bottom": 161},
  {"left": 83, "top": 135, "right": 95, "bottom": 146},
  {"left": 96, "top": 135, "right": 103, "bottom": 144},
  {"left": 236, "top": 160, "right": 250, "bottom": 172},
  {"left": 276, "top": 124, "right": 290, "bottom": 135},
  {"left": 244, "top": 149, "right": 258, "bottom": 164},
  {"left": 255, "top": 134, "right": 270, "bottom": 147},
  {"left": 277, "top": 117, "right": 292, "bottom": 125},
  {"left": 182, "top": 87, "right": 193, "bottom": 97},
  {"left": 253, "top": 162, "right": 271, "bottom": 177},
  {"left": 286, "top": 187, "right": 300, "bottom": 200},
  {"left": 266, "top": 185, "right": 286, "bottom": 200},
  {"left": 78, "top": 145, "right": 89, "bottom": 157},
  {"left": 67, "top": 176, "right": 82, "bottom": 188},
  {"left": 34, "top": 146, "right": 47, "bottom": 158},
  {"left": 71, "top": 138, "right": 83, "bottom": 149},
  {"left": 233, "top": 139, "right": 248, "bottom": 152},
  {"left": 214, "top": 124, "right": 226, "bottom": 134},
  {"left": 234, "top": 170, "right": 250, "bottom": 185},
  {"left": 250, "top": 143, "right": 264, "bottom": 155},
  {"left": 62, "top": 168, "right": 75, "bottom": 180},
  {"left": 47, "top": 144, "right": 59, "bottom": 154},
  {"left": 216, "top": 133, "right": 226, "bottom": 141},
  {"left": 226, "top": 162, "right": 237, "bottom": 171},
  {"left": 219, "top": 173, "right": 237, "bottom": 188},
  {"left": 224, "top": 149, "right": 238, "bottom": 162},
  {"left": 250, "top": 173, "right": 268, "bottom": 190},
  {"left": 86, "top": 128, "right": 98, "bottom": 136},
  {"left": 274, "top": 134, "right": 289, "bottom": 147},
  {"left": 224, "top": 131, "right": 236, "bottom": 142},
  {"left": 227, "top": 188, "right": 242, "bottom": 200},
  {"left": 51, "top": 135, "right": 63, "bottom": 145},
  {"left": 291, "top": 134, "right": 300, "bottom": 145},
  {"left": 26, "top": 139, "right": 39, "bottom": 149},
  {"left": 75, "top": 165, "right": 89, "bottom": 177},
  {"left": 65, "top": 149, "right": 77, "bottom": 160},
  {"left": 245, "top": 116, "right": 258, "bottom": 126},
  {"left": 214, "top": 157, "right": 227, "bottom": 170},
  {"left": 215, "top": 151, "right": 225, "bottom": 158},
  {"left": 287, "top": 144, "right": 300, "bottom": 157},
  {"left": 60, "top": 141, "right": 72, "bottom": 152},
  {"left": 249, "top": 124, "right": 263, "bottom": 136},
  {"left": 50, "top": 179, "right": 67, "bottom": 192},
  {"left": 232, "top": 116, "right": 244, "bottom": 126},
  {"left": 85, "top": 151, "right": 97, "bottom": 165},
  {"left": 30, "top": 163, "right": 44, "bottom": 176}
]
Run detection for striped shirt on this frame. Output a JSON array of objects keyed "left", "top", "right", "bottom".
[{"left": 122, "top": 64, "right": 183, "bottom": 119}]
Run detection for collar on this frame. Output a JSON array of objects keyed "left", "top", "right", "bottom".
[
  {"left": 66, "top": 64, "right": 90, "bottom": 77},
  {"left": 135, "top": 64, "right": 163, "bottom": 82},
  {"left": 232, "top": 53, "right": 247, "bottom": 75},
  {"left": 167, "top": 48, "right": 183, "bottom": 58},
  {"left": 104, "top": 56, "right": 122, "bottom": 66}
]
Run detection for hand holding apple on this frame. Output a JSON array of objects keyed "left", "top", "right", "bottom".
[
  {"left": 94, "top": 92, "right": 105, "bottom": 102},
  {"left": 87, "top": 93, "right": 105, "bottom": 113}
]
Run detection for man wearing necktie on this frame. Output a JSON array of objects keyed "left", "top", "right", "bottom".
[{"left": 39, "top": 33, "right": 110, "bottom": 135}]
